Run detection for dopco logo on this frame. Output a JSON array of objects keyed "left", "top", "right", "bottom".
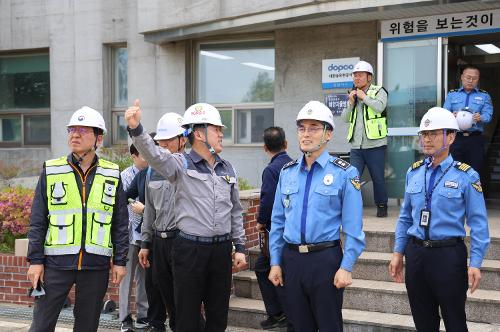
[{"left": 328, "top": 64, "right": 354, "bottom": 72}]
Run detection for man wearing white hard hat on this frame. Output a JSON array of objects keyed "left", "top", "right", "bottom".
[
  {"left": 389, "top": 107, "right": 490, "bottom": 331},
  {"left": 268, "top": 101, "right": 365, "bottom": 331},
  {"left": 125, "top": 100, "right": 246, "bottom": 332},
  {"left": 443, "top": 65, "right": 494, "bottom": 178},
  {"left": 341, "top": 60, "right": 389, "bottom": 217},
  {"left": 26, "top": 106, "right": 129, "bottom": 332}
]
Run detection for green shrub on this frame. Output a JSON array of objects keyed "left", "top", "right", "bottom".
[
  {"left": 99, "top": 146, "right": 132, "bottom": 171},
  {"left": 238, "top": 177, "right": 255, "bottom": 191}
]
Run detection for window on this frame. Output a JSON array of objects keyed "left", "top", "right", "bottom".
[
  {"left": 111, "top": 46, "right": 128, "bottom": 145},
  {"left": 197, "top": 40, "right": 274, "bottom": 144},
  {"left": 0, "top": 53, "right": 50, "bottom": 146}
]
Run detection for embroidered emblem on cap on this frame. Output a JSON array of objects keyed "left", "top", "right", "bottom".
[
  {"left": 78, "top": 115, "right": 85, "bottom": 121},
  {"left": 195, "top": 105, "right": 202, "bottom": 111},
  {"left": 424, "top": 119, "right": 430, "bottom": 127},
  {"left": 307, "top": 108, "right": 313, "bottom": 115}
]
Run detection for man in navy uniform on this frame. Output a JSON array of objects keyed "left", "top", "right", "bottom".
[
  {"left": 269, "top": 101, "right": 366, "bottom": 332},
  {"left": 389, "top": 107, "right": 490, "bottom": 332},
  {"left": 255, "top": 126, "right": 293, "bottom": 330},
  {"left": 443, "top": 65, "right": 493, "bottom": 174}
]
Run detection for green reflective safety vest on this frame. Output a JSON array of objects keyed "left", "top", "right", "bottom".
[
  {"left": 347, "top": 84, "right": 388, "bottom": 141},
  {"left": 44, "top": 156, "right": 120, "bottom": 257}
]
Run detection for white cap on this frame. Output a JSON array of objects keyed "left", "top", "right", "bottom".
[
  {"left": 353, "top": 60, "right": 374, "bottom": 75},
  {"left": 296, "top": 101, "right": 335, "bottom": 129},
  {"left": 456, "top": 110, "right": 474, "bottom": 131},
  {"left": 67, "top": 106, "right": 107, "bottom": 134},
  {"left": 154, "top": 113, "right": 186, "bottom": 140},
  {"left": 419, "top": 107, "right": 459, "bottom": 132},
  {"left": 182, "top": 103, "right": 226, "bottom": 128}
]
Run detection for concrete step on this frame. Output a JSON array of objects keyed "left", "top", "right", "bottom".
[
  {"left": 345, "top": 279, "right": 500, "bottom": 325},
  {"left": 228, "top": 297, "right": 500, "bottom": 331}
]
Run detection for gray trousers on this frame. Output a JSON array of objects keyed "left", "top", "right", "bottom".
[
  {"left": 29, "top": 267, "right": 109, "bottom": 332},
  {"left": 119, "top": 243, "right": 148, "bottom": 321}
]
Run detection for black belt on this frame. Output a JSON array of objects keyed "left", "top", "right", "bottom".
[
  {"left": 178, "top": 231, "right": 231, "bottom": 244},
  {"left": 287, "top": 240, "right": 341, "bottom": 253},
  {"left": 411, "top": 236, "right": 463, "bottom": 248},
  {"left": 155, "top": 229, "right": 179, "bottom": 239},
  {"left": 457, "top": 131, "right": 481, "bottom": 137}
]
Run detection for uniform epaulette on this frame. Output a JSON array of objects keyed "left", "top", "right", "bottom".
[
  {"left": 448, "top": 89, "right": 457, "bottom": 93},
  {"left": 454, "top": 161, "right": 471, "bottom": 172},
  {"left": 479, "top": 89, "right": 488, "bottom": 94},
  {"left": 282, "top": 160, "right": 298, "bottom": 170},
  {"left": 331, "top": 158, "right": 350, "bottom": 170},
  {"left": 411, "top": 160, "right": 424, "bottom": 170}
]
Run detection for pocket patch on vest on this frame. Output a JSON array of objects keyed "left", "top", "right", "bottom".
[{"left": 50, "top": 182, "right": 67, "bottom": 205}]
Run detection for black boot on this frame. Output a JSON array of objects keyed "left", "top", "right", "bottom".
[{"left": 377, "top": 204, "right": 388, "bottom": 218}]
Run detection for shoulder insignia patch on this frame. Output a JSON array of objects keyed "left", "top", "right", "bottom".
[
  {"left": 448, "top": 89, "right": 457, "bottom": 93},
  {"left": 472, "top": 181, "right": 482, "bottom": 193},
  {"left": 411, "top": 160, "right": 424, "bottom": 170},
  {"left": 454, "top": 161, "right": 471, "bottom": 172},
  {"left": 478, "top": 89, "right": 488, "bottom": 94},
  {"left": 282, "top": 160, "right": 298, "bottom": 170},
  {"left": 332, "top": 158, "right": 350, "bottom": 170},
  {"left": 350, "top": 177, "right": 361, "bottom": 191}
]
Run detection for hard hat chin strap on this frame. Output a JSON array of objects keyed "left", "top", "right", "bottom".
[
  {"left": 302, "top": 125, "right": 329, "bottom": 157},
  {"left": 73, "top": 136, "right": 98, "bottom": 165},
  {"left": 203, "top": 124, "right": 216, "bottom": 155},
  {"left": 421, "top": 129, "right": 449, "bottom": 162}
]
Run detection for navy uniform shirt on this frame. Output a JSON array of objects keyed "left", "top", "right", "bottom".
[
  {"left": 394, "top": 155, "right": 490, "bottom": 268},
  {"left": 258, "top": 151, "right": 293, "bottom": 230},
  {"left": 443, "top": 87, "right": 493, "bottom": 133},
  {"left": 269, "top": 150, "right": 366, "bottom": 272}
]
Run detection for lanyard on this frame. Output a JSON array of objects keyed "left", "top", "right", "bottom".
[{"left": 424, "top": 162, "right": 453, "bottom": 210}]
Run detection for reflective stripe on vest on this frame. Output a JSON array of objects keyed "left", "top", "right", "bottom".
[
  {"left": 44, "top": 156, "right": 119, "bottom": 257},
  {"left": 347, "top": 84, "right": 388, "bottom": 141}
]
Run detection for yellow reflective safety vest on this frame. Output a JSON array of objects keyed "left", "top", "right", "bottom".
[
  {"left": 44, "top": 156, "right": 120, "bottom": 257},
  {"left": 347, "top": 84, "right": 388, "bottom": 141}
]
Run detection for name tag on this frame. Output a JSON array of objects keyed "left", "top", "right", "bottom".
[
  {"left": 474, "top": 96, "right": 483, "bottom": 101},
  {"left": 444, "top": 181, "right": 458, "bottom": 189}
]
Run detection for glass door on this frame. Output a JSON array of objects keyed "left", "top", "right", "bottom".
[{"left": 381, "top": 38, "right": 442, "bottom": 197}]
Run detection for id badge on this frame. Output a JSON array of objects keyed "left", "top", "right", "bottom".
[{"left": 420, "top": 209, "right": 431, "bottom": 227}]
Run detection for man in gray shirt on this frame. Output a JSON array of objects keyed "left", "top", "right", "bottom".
[
  {"left": 126, "top": 100, "right": 246, "bottom": 332},
  {"left": 341, "top": 60, "right": 389, "bottom": 217}
]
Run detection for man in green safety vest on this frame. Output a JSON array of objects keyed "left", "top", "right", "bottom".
[
  {"left": 341, "top": 60, "right": 389, "bottom": 218},
  {"left": 26, "top": 106, "right": 129, "bottom": 332}
]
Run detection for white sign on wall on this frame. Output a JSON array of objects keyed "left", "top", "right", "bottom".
[
  {"left": 322, "top": 57, "right": 359, "bottom": 90},
  {"left": 381, "top": 9, "right": 500, "bottom": 41}
]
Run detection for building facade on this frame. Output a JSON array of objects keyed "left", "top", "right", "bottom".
[{"left": 1, "top": 0, "right": 499, "bottom": 198}]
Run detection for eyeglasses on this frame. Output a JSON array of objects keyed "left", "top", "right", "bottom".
[
  {"left": 297, "top": 126, "right": 324, "bottom": 135},
  {"left": 463, "top": 75, "right": 479, "bottom": 82},
  {"left": 418, "top": 130, "right": 443, "bottom": 139},
  {"left": 67, "top": 127, "right": 93, "bottom": 135}
]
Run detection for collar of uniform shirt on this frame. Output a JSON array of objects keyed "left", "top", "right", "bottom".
[
  {"left": 189, "top": 148, "right": 222, "bottom": 164},
  {"left": 425, "top": 154, "right": 453, "bottom": 170},
  {"left": 459, "top": 86, "right": 478, "bottom": 93},
  {"left": 299, "top": 149, "right": 330, "bottom": 171}
]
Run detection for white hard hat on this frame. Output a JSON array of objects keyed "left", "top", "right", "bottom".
[
  {"left": 296, "top": 101, "right": 335, "bottom": 129},
  {"left": 419, "top": 107, "right": 459, "bottom": 132},
  {"left": 182, "top": 103, "right": 226, "bottom": 128},
  {"left": 67, "top": 106, "right": 107, "bottom": 134},
  {"left": 154, "top": 113, "right": 186, "bottom": 140},
  {"left": 353, "top": 61, "right": 374, "bottom": 75},
  {"left": 456, "top": 110, "right": 474, "bottom": 131}
]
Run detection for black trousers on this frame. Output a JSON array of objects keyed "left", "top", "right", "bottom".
[
  {"left": 146, "top": 238, "right": 168, "bottom": 329},
  {"left": 172, "top": 237, "right": 232, "bottom": 332},
  {"left": 450, "top": 134, "right": 484, "bottom": 175},
  {"left": 254, "top": 252, "right": 294, "bottom": 331},
  {"left": 282, "top": 245, "right": 344, "bottom": 332},
  {"left": 29, "top": 267, "right": 109, "bottom": 332},
  {"left": 152, "top": 236, "right": 176, "bottom": 331},
  {"left": 405, "top": 241, "right": 469, "bottom": 332}
]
